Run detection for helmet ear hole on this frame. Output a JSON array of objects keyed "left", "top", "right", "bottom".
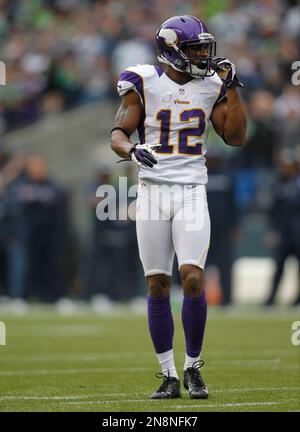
[{"left": 174, "top": 59, "right": 185, "bottom": 67}]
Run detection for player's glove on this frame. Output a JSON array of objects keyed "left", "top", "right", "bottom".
[
  {"left": 211, "top": 57, "right": 244, "bottom": 89},
  {"left": 129, "top": 143, "right": 160, "bottom": 168}
]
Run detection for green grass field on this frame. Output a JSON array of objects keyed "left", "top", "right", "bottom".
[{"left": 0, "top": 304, "right": 299, "bottom": 412}]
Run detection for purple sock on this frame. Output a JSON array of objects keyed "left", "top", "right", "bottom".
[
  {"left": 147, "top": 296, "right": 174, "bottom": 354},
  {"left": 181, "top": 292, "right": 207, "bottom": 357}
]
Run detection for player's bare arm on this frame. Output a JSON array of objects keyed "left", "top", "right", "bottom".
[
  {"left": 111, "top": 90, "right": 158, "bottom": 168},
  {"left": 111, "top": 90, "right": 142, "bottom": 158},
  {"left": 211, "top": 88, "right": 247, "bottom": 147}
]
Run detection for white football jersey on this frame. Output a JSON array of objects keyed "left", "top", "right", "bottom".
[{"left": 117, "top": 64, "right": 226, "bottom": 185}]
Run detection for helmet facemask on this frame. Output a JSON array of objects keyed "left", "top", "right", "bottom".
[{"left": 179, "top": 36, "right": 216, "bottom": 78}]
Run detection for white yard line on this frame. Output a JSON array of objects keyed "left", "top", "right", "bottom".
[
  {"left": 0, "top": 359, "right": 298, "bottom": 376},
  {"left": 0, "top": 352, "right": 152, "bottom": 362},
  {"left": 0, "top": 358, "right": 297, "bottom": 367},
  {"left": 58, "top": 400, "right": 152, "bottom": 405},
  {"left": 57, "top": 400, "right": 299, "bottom": 407},
  {"left": 0, "top": 395, "right": 105, "bottom": 401},
  {"left": 212, "top": 386, "right": 300, "bottom": 393},
  {"left": 0, "top": 353, "right": 294, "bottom": 363},
  {"left": 0, "top": 387, "right": 298, "bottom": 402},
  {"left": 173, "top": 401, "right": 299, "bottom": 409},
  {"left": 0, "top": 367, "right": 150, "bottom": 376}
]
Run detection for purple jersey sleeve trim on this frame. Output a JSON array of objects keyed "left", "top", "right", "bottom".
[
  {"left": 119, "top": 70, "right": 144, "bottom": 100},
  {"left": 216, "top": 83, "right": 227, "bottom": 104},
  {"left": 154, "top": 65, "right": 164, "bottom": 77}
]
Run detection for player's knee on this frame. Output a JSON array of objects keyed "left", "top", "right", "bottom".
[
  {"left": 181, "top": 267, "right": 204, "bottom": 298},
  {"left": 147, "top": 274, "right": 171, "bottom": 297}
]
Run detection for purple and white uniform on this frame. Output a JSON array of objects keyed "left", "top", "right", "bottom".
[
  {"left": 117, "top": 63, "right": 225, "bottom": 185},
  {"left": 117, "top": 63, "right": 225, "bottom": 276}
]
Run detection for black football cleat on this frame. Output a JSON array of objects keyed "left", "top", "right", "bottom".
[
  {"left": 183, "top": 360, "right": 209, "bottom": 399},
  {"left": 150, "top": 372, "right": 181, "bottom": 399}
]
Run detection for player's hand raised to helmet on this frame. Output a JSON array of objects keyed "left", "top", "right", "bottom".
[
  {"left": 130, "top": 143, "right": 161, "bottom": 168},
  {"left": 212, "top": 57, "right": 244, "bottom": 89}
]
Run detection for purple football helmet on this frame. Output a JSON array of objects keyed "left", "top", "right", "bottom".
[{"left": 156, "top": 15, "right": 216, "bottom": 78}]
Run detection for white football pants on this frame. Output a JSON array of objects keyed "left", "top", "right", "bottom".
[{"left": 136, "top": 180, "right": 211, "bottom": 276}]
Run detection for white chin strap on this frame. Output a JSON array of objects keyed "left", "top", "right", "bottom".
[
  {"left": 189, "top": 63, "right": 209, "bottom": 77},
  {"left": 157, "top": 55, "right": 210, "bottom": 78}
]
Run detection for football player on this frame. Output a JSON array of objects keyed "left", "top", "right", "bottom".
[{"left": 111, "top": 15, "right": 247, "bottom": 399}]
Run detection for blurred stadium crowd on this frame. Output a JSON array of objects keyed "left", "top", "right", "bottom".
[
  {"left": 0, "top": 0, "right": 299, "bottom": 307},
  {"left": 0, "top": 0, "right": 299, "bottom": 132}
]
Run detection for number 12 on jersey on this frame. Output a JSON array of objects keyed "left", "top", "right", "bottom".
[{"left": 156, "top": 108, "right": 206, "bottom": 155}]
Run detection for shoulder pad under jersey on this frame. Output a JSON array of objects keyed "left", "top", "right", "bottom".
[{"left": 117, "top": 64, "right": 161, "bottom": 100}]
